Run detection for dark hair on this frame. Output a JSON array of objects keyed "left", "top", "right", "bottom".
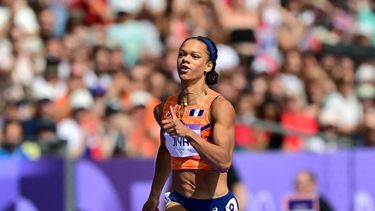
[{"left": 183, "top": 36, "right": 219, "bottom": 86}]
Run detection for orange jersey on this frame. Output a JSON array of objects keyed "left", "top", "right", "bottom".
[{"left": 162, "top": 89, "right": 221, "bottom": 170}]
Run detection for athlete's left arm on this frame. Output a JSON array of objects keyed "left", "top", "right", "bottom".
[{"left": 187, "top": 96, "right": 235, "bottom": 172}]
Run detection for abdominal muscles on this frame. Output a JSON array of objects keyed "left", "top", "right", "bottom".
[{"left": 172, "top": 169, "right": 229, "bottom": 199}]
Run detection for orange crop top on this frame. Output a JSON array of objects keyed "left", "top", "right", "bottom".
[{"left": 162, "top": 89, "right": 221, "bottom": 170}]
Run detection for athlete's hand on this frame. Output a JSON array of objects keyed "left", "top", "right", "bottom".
[
  {"left": 142, "top": 197, "right": 159, "bottom": 211},
  {"left": 162, "top": 105, "right": 191, "bottom": 137}
]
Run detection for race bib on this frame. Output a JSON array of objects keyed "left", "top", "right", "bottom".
[{"left": 165, "top": 124, "right": 201, "bottom": 157}]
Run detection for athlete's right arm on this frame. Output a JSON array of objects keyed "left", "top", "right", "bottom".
[{"left": 143, "top": 103, "right": 171, "bottom": 211}]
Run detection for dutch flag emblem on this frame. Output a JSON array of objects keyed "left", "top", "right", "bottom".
[{"left": 189, "top": 109, "right": 204, "bottom": 117}]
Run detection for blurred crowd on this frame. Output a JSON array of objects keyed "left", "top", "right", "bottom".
[{"left": 0, "top": 0, "right": 374, "bottom": 160}]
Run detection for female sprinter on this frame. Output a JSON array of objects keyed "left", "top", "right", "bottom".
[{"left": 142, "top": 36, "right": 238, "bottom": 211}]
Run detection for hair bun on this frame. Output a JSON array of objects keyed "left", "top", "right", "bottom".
[{"left": 205, "top": 70, "right": 219, "bottom": 86}]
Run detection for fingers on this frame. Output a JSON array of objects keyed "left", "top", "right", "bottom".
[
  {"left": 166, "top": 129, "right": 177, "bottom": 136},
  {"left": 164, "top": 125, "right": 177, "bottom": 135},
  {"left": 164, "top": 105, "right": 185, "bottom": 136},
  {"left": 169, "top": 105, "right": 177, "bottom": 119},
  {"left": 161, "top": 119, "right": 173, "bottom": 124},
  {"left": 161, "top": 119, "right": 174, "bottom": 129},
  {"left": 164, "top": 126, "right": 176, "bottom": 135},
  {"left": 162, "top": 119, "right": 176, "bottom": 134}
]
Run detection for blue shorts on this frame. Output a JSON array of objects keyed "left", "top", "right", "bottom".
[{"left": 165, "top": 190, "right": 239, "bottom": 211}]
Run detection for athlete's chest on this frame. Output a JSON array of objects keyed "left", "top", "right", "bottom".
[
  {"left": 164, "top": 123, "right": 201, "bottom": 157},
  {"left": 163, "top": 107, "right": 211, "bottom": 157}
]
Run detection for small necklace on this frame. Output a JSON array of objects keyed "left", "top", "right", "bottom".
[{"left": 177, "top": 89, "right": 207, "bottom": 117}]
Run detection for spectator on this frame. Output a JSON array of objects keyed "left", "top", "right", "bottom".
[
  {"left": 127, "top": 90, "right": 160, "bottom": 158},
  {"left": 106, "top": 10, "right": 162, "bottom": 67},
  {"left": 56, "top": 89, "right": 94, "bottom": 160},
  {"left": 280, "top": 75, "right": 318, "bottom": 151},
  {"left": 101, "top": 100, "right": 132, "bottom": 157},
  {"left": 257, "top": 99, "right": 284, "bottom": 150},
  {"left": 304, "top": 75, "right": 329, "bottom": 119},
  {"left": 322, "top": 77, "right": 363, "bottom": 137},
  {"left": 234, "top": 94, "right": 261, "bottom": 150},
  {"left": 356, "top": 108, "right": 375, "bottom": 147},
  {"left": 22, "top": 96, "right": 55, "bottom": 141},
  {"left": 0, "top": 119, "right": 39, "bottom": 160},
  {"left": 35, "top": 118, "right": 67, "bottom": 157},
  {"left": 293, "top": 170, "right": 334, "bottom": 211},
  {"left": 305, "top": 109, "right": 341, "bottom": 153}
]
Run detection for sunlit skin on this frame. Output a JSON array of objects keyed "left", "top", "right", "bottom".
[
  {"left": 176, "top": 39, "right": 212, "bottom": 93},
  {"left": 142, "top": 38, "right": 236, "bottom": 211},
  {"left": 162, "top": 39, "right": 213, "bottom": 136}
]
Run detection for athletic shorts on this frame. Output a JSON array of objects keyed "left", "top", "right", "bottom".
[{"left": 164, "top": 190, "right": 239, "bottom": 211}]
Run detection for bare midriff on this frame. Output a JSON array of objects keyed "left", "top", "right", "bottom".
[{"left": 172, "top": 170, "right": 228, "bottom": 199}]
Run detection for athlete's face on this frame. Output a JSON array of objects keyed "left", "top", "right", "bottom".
[{"left": 177, "top": 39, "right": 213, "bottom": 82}]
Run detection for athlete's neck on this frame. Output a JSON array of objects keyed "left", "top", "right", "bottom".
[
  {"left": 180, "top": 83, "right": 208, "bottom": 106},
  {"left": 181, "top": 79, "right": 208, "bottom": 95}
]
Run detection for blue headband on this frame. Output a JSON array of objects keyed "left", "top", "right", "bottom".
[{"left": 196, "top": 36, "right": 217, "bottom": 63}]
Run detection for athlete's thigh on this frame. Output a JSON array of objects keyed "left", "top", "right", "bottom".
[{"left": 165, "top": 201, "right": 187, "bottom": 211}]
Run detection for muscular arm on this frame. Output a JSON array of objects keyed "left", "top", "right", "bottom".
[
  {"left": 147, "top": 104, "right": 171, "bottom": 199},
  {"left": 186, "top": 97, "right": 235, "bottom": 172}
]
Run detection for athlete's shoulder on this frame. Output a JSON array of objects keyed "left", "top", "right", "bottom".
[
  {"left": 207, "top": 88, "right": 231, "bottom": 105},
  {"left": 212, "top": 95, "right": 234, "bottom": 110},
  {"left": 153, "top": 103, "right": 163, "bottom": 116},
  {"left": 210, "top": 92, "right": 235, "bottom": 119},
  {"left": 153, "top": 99, "right": 167, "bottom": 125},
  {"left": 207, "top": 88, "right": 221, "bottom": 97},
  {"left": 153, "top": 94, "right": 178, "bottom": 123}
]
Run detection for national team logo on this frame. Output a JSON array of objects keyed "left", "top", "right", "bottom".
[{"left": 189, "top": 109, "right": 204, "bottom": 117}]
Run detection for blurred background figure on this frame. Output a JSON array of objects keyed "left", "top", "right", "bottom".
[
  {"left": 0, "top": 119, "right": 39, "bottom": 159},
  {"left": 227, "top": 164, "right": 249, "bottom": 210},
  {"left": 356, "top": 108, "right": 375, "bottom": 147},
  {"left": 294, "top": 170, "right": 334, "bottom": 211},
  {"left": 34, "top": 117, "right": 67, "bottom": 157}
]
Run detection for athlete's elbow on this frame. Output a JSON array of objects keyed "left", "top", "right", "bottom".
[{"left": 217, "top": 160, "right": 231, "bottom": 172}]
